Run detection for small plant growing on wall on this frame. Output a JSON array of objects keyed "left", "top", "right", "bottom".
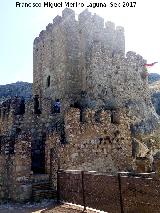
[{"left": 141, "top": 67, "right": 149, "bottom": 79}]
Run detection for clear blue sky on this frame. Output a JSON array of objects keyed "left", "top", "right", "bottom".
[{"left": 1, "top": 0, "right": 160, "bottom": 85}]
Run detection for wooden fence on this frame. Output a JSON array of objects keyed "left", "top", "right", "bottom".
[{"left": 57, "top": 170, "right": 160, "bottom": 213}]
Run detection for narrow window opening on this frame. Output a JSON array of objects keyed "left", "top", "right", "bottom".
[
  {"left": 80, "top": 108, "right": 83, "bottom": 122},
  {"left": 9, "top": 141, "right": 15, "bottom": 154},
  {"left": 111, "top": 110, "right": 120, "bottom": 124},
  {"left": 80, "top": 107, "right": 86, "bottom": 123},
  {"left": 47, "top": 76, "right": 50, "bottom": 88},
  {"left": 0, "top": 136, "right": 2, "bottom": 154},
  {"left": 19, "top": 97, "right": 25, "bottom": 115},
  {"left": 111, "top": 110, "right": 115, "bottom": 123},
  {"left": 34, "top": 95, "right": 41, "bottom": 114},
  {"left": 2, "top": 108, "right": 6, "bottom": 120},
  {"left": 16, "top": 97, "right": 25, "bottom": 115},
  {"left": 16, "top": 128, "right": 21, "bottom": 135},
  {"left": 95, "top": 110, "right": 101, "bottom": 123}
]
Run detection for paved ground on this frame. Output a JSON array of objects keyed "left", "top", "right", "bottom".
[
  {"left": 0, "top": 200, "right": 53, "bottom": 213},
  {"left": 0, "top": 200, "right": 102, "bottom": 213},
  {"left": 43, "top": 204, "right": 92, "bottom": 213}
]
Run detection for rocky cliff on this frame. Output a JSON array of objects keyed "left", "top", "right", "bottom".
[
  {"left": 148, "top": 73, "right": 160, "bottom": 84},
  {"left": 0, "top": 82, "right": 32, "bottom": 102}
]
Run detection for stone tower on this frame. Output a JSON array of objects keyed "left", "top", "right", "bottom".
[
  {"left": 33, "top": 8, "right": 125, "bottom": 107},
  {"left": 33, "top": 8, "right": 157, "bottom": 119}
]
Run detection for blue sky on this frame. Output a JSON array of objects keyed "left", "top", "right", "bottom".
[{"left": 1, "top": 0, "right": 160, "bottom": 85}]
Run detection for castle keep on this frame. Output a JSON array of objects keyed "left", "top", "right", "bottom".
[
  {"left": 33, "top": 8, "right": 125, "bottom": 105},
  {"left": 0, "top": 8, "right": 160, "bottom": 202}
]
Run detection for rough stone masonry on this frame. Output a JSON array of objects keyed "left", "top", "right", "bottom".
[{"left": 0, "top": 8, "right": 160, "bottom": 202}]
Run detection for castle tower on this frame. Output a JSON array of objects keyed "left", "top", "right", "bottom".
[
  {"left": 33, "top": 8, "right": 158, "bottom": 129},
  {"left": 33, "top": 9, "right": 126, "bottom": 107}
]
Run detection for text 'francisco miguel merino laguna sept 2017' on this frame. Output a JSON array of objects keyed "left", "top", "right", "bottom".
[{"left": 16, "top": 1, "right": 137, "bottom": 8}]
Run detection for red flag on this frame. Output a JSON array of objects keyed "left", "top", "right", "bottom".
[{"left": 144, "top": 62, "right": 158, "bottom": 67}]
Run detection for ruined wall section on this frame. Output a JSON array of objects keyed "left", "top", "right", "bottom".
[
  {"left": 0, "top": 100, "right": 22, "bottom": 135},
  {"left": 0, "top": 111, "right": 14, "bottom": 135},
  {"left": 10, "top": 136, "right": 32, "bottom": 202},
  {"left": 86, "top": 47, "right": 158, "bottom": 125},
  {"left": 0, "top": 134, "right": 32, "bottom": 202},
  {"left": 45, "top": 132, "right": 60, "bottom": 188},
  {"left": 59, "top": 108, "right": 132, "bottom": 173}
]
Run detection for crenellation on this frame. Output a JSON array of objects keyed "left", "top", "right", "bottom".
[
  {"left": 39, "top": 30, "right": 46, "bottom": 39},
  {"left": 105, "top": 21, "right": 115, "bottom": 31},
  {"left": 116, "top": 26, "right": 124, "bottom": 32},
  {"left": 33, "top": 37, "right": 40, "bottom": 45},
  {"left": 62, "top": 7, "right": 75, "bottom": 19},
  {"left": 46, "top": 23, "right": 53, "bottom": 31},
  {"left": 78, "top": 9, "right": 92, "bottom": 22},
  {"left": 52, "top": 15, "right": 62, "bottom": 25},
  {"left": 125, "top": 51, "right": 146, "bottom": 65},
  {"left": 114, "top": 26, "right": 125, "bottom": 54},
  {"left": 92, "top": 13, "right": 104, "bottom": 29}
]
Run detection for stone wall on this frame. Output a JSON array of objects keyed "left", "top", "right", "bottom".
[
  {"left": 0, "top": 134, "right": 32, "bottom": 202},
  {"left": 58, "top": 170, "right": 160, "bottom": 213},
  {"left": 59, "top": 107, "right": 132, "bottom": 173},
  {"left": 0, "top": 96, "right": 64, "bottom": 202},
  {"left": 58, "top": 106, "right": 160, "bottom": 174},
  {"left": 0, "top": 154, "right": 6, "bottom": 201}
]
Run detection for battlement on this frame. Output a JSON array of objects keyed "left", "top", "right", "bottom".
[
  {"left": 105, "top": 21, "right": 115, "bottom": 31},
  {"left": 46, "top": 23, "right": 53, "bottom": 31},
  {"left": 126, "top": 51, "right": 146, "bottom": 65},
  {"left": 62, "top": 7, "right": 75, "bottom": 19},
  {"left": 33, "top": 8, "right": 124, "bottom": 51},
  {"left": 65, "top": 107, "right": 122, "bottom": 126},
  {"left": 78, "top": 9, "right": 92, "bottom": 23}
]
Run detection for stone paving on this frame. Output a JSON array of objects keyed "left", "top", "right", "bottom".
[{"left": 0, "top": 201, "right": 102, "bottom": 213}]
